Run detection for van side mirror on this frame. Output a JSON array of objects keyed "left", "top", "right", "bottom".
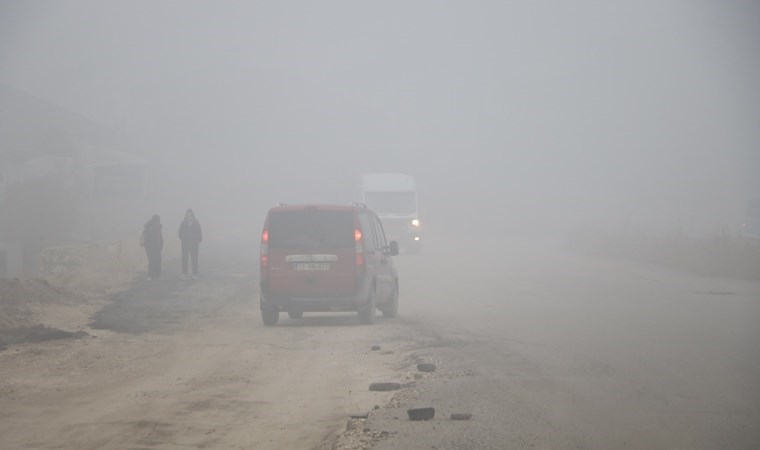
[{"left": 387, "top": 241, "right": 399, "bottom": 256}]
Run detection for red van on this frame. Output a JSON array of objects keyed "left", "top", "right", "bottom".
[{"left": 259, "top": 204, "right": 399, "bottom": 326}]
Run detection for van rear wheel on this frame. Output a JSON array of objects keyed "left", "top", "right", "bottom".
[
  {"left": 261, "top": 309, "right": 279, "bottom": 326},
  {"left": 358, "top": 291, "right": 377, "bottom": 325}
]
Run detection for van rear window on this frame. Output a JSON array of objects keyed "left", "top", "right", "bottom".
[{"left": 268, "top": 211, "right": 354, "bottom": 249}]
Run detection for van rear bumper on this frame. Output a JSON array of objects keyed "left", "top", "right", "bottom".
[
  {"left": 260, "top": 296, "right": 359, "bottom": 312},
  {"left": 260, "top": 293, "right": 369, "bottom": 312},
  {"left": 260, "top": 281, "right": 371, "bottom": 312}
]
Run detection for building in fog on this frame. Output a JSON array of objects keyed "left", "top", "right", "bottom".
[{"left": 0, "top": 84, "right": 147, "bottom": 278}]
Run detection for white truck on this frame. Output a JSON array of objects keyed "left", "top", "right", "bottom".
[{"left": 360, "top": 173, "right": 422, "bottom": 253}]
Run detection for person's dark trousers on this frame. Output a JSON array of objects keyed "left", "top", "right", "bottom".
[
  {"left": 146, "top": 248, "right": 162, "bottom": 279},
  {"left": 182, "top": 243, "right": 199, "bottom": 275}
]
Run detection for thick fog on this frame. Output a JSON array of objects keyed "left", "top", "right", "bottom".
[{"left": 2, "top": 0, "right": 759, "bottom": 241}]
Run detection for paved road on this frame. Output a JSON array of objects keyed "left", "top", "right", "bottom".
[{"left": 368, "top": 236, "right": 760, "bottom": 449}]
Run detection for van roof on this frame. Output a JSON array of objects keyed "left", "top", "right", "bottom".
[{"left": 268, "top": 203, "right": 363, "bottom": 213}]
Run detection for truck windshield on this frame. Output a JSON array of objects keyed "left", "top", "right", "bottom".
[{"left": 363, "top": 192, "right": 417, "bottom": 215}]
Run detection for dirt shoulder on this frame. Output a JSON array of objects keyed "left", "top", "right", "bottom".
[
  {"left": 0, "top": 245, "right": 432, "bottom": 449},
  {"left": 0, "top": 240, "right": 142, "bottom": 349}
]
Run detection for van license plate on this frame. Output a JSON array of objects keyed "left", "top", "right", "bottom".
[{"left": 295, "top": 263, "right": 330, "bottom": 271}]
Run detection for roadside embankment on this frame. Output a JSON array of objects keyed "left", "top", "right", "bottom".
[
  {"left": 566, "top": 226, "right": 760, "bottom": 281},
  {"left": 0, "top": 240, "right": 142, "bottom": 348}
]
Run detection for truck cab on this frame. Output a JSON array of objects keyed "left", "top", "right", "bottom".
[{"left": 360, "top": 173, "right": 422, "bottom": 253}]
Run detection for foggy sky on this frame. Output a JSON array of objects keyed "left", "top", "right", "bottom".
[{"left": 1, "top": 1, "right": 759, "bottom": 236}]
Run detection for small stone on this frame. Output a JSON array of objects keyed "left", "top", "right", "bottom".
[
  {"left": 407, "top": 407, "right": 435, "bottom": 421},
  {"left": 349, "top": 412, "right": 369, "bottom": 419},
  {"left": 417, "top": 362, "right": 436, "bottom": 372},
  {"left": 369, "top": 382, "right": 402, "bottom": 391},
  {"left": 450, "top": 413, "right": 473, "bottom": 421},
  {"left": 371, "top": 345, "right": 381, "bottom": 351}
]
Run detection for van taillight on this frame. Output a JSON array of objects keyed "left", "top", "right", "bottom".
[
  {"left": 355, "top": 228, "right": 365, "bottom": 266},
  {"left": 260, "top": 229, "right": 269, "bottom": 271}
]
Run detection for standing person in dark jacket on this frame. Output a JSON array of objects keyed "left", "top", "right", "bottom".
[
  {"left": 142, "top": 215, "right": 163, "bottom": 280},
  {"left": 179, "top": 209, "right": 203, "bottom": 280}
]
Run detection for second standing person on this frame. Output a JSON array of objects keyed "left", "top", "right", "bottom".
[{"left": 179, "top": 209, "right": 203, "bottom": 280}]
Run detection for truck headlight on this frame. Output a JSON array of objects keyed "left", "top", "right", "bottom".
[{"left": 411, "top": 219, "right": 420, "bottom": 227}]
